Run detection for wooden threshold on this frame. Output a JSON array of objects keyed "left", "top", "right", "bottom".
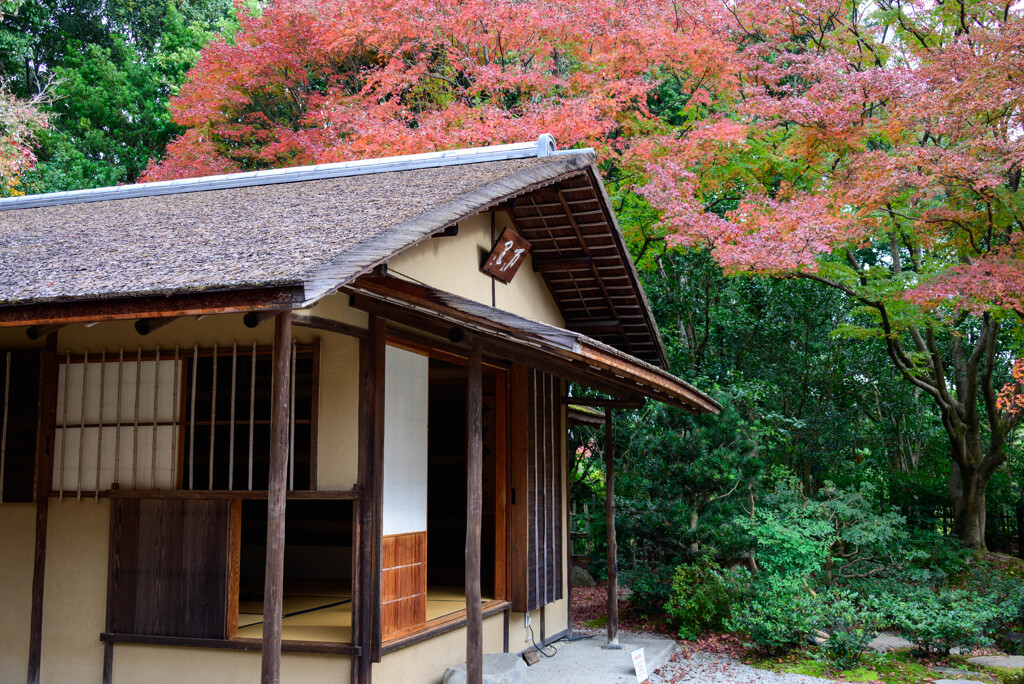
[
  {"left": 100, "top": 633, "right": 359, "bottom": 656},
  {"left": 104, "top": 488, "right": 361, "bottom": 500},
  {"left": 380, "top": 600, "right": 511, "bottom": 655}
]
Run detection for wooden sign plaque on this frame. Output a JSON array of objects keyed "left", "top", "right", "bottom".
[{"left": 481, "top": 227, "right": 532, "bottom": 283}]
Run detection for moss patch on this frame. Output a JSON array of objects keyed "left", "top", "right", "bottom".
[{"left": 751, "top": 651, "right": 938, "bottom": 684}]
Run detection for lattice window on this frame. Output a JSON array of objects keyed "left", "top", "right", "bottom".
[{"left": 53, "top": 343, "right": 317, "bottom": 497}]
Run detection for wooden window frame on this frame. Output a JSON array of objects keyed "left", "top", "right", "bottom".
[{"left": 49, "top": 341, "right": 320, "bottom": 498}]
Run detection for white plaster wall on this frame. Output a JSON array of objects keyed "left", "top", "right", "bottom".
[
  {"left": 0, "top": 503, "right": 35, "bottom": 683},
  {"left": 382, "top": 345, "right": 429, "bottom": 536}
]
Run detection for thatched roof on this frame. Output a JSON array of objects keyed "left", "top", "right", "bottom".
[
  {"left": 0, "top": 154, "right": 585, "bottom": 307},
  {"left": 0, "top": 137, "right": 668, "bottom": 367}
]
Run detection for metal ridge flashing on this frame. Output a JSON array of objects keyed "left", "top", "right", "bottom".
[{"left": 1, "top": 134, "right": 594, "bottom": 211}]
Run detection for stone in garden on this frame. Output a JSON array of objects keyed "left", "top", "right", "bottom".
[
  {"left": 932, "top": 679, "right": 989, "bottom": 684},
  {"left": 570, "top": 566, "right": 596, "bottom": 587},
  {"left": 967, "top": 655, "right": 1024, "bottom": 669},
  {"left": 443, "top": 653, "right": 528, "bottom": 684},
  {"left": 931, "top": 666, "right": 990, "bottom": 679},
  {"left": 866, "top": 632, "right": 914, "bottom": 653},
  {"left": 999, "top": 631, "right": 1024, "bottom": 654}
]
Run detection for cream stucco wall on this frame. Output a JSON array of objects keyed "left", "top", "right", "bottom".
[
  {"left": 0, "top": 504, "right": 35, "bottom": 683},
  {"left": 388, "top": 212, "right": 564, "bottom": 328},
  {"left": 39, "top": 499, "right": 109, "bottom": 683},
  {"left": 374, "top": 612, "right": 505, "bottom": 684},
  {"left": 114, "top": 646, "right": 350, "bottom": 684}
]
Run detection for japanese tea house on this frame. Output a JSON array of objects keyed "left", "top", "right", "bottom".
[{"left": 0, "top": 135, "right": 718, "bottom": 684}]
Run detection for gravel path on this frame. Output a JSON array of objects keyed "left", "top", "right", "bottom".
[{"left": 650, "top": 651, "right": 837, "bottom": 684}]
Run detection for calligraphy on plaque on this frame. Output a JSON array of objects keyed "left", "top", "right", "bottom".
[{"left": 481, "top": 227, "right": 532, "bottom": 283}]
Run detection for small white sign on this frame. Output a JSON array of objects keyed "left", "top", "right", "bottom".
[{"left": 631, "top": 647, "right": 648, "bottom": 683}]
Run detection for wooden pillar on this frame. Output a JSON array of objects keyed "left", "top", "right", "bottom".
[
  {"left": 260, "top": 312, "right": 292, "bottom": 684},
  {"left": 29, "top": 342, "right": 56, "bottom": 684},
  {"left": 466, "top": 344, "right": 483, "bottom": 684},
  {"left": 603, "top": 407, "right": 619, "bottom": 647}
]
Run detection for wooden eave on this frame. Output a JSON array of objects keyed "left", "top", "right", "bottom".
[
  {"left": 499, "top": 165, "right": 668, "bottom": 368},
  {"left": 348, "top": 274, "right": 719, "bottom": 414},
  {"left": 0, "top": 285, "right": 305, "bottom": 328}
]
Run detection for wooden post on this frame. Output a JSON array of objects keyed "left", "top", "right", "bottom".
[
  {"left": 466, "top": 343, "right": 483, "bottom": 684},
  {"left": 28, "top": 342, "right": 56, "bottom": 684},
  {"left": 603, "top": 407, "right": 619, "bottom": 648},
  {"left": 260, "top": 312, "right": 292, "bottom": 684}
]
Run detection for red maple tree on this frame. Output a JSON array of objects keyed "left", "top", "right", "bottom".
[{"left": 151, "top": 0, "right": 1024, "bottom": 548}]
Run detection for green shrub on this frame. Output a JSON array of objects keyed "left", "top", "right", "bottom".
[
  {"left": 726, "top": 575, "right": 819, "bottom": 654},
  {"left": 816, "top": 590, "right": 883, "bottom": 670},
  {"left": 875, "top": 586, "right": 1000, "bottom": 655},
  {"left": 623, "top": 564, "right": 674, "bottom": 617},
  {"left": 664, "top": 559, "right": 741, "bottom": 639}
]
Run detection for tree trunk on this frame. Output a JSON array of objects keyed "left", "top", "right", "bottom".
[{"left": 949, "top": 461, "right": 987, "bottom": 550}]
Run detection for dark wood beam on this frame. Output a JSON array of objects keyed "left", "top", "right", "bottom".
[
  {"left": 244, "top": 311, "right": 280, "bottom": 329},
  {"left": 25, "top": 324, "right": 64, "bottom": 340},
  {"left": 560, "top": 396, "right": 644, "bottom": 410},
  {"left": 28, "top": 344, "right": 56, "bottom": 684},
  {"left": 260, "top": 312, "right": 292, "bottom": 684},
  {"left": 134, "top": 317, "right": 178, "bottom": 335},
  {"left": 531, "top": 257, "right": 593, "bottom": 273},
  {"left": 346, "top": 292, "right": 644, "bottom": 403},
  {"left": 291, "top": 313, "right": 368, "bottom": 340},
  {"left": 466, "top": 343, "right": 484, "bottom": 684},
  {"left": 370, "top": 316, "right": 386, "bottom": 664},
  {"left": 431, "top": 224, "right": 459, "bottom": 238},
  {"left": 0, "top": 286, "right": 302, "bottom": 328},
  {"left": 604, "top": 407, "right": 619, "bottom": 648},
  {"left": 567, "top": 319, "right": 621, "bottom": 336}
]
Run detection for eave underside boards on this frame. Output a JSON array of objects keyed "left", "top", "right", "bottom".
[
  {"left": 509, "top": 170, "right": 665, "bottom": 368},
  {"left": 347, "top": 275, "right": 719, "bottom": 414}
]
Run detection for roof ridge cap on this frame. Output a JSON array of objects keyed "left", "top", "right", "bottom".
[{"left": 1, "top": 134, "right": 595, "bottom": 212}]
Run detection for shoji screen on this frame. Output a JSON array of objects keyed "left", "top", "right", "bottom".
[{"left": 381, "top": 345, "right": 428, "bottom": 638}]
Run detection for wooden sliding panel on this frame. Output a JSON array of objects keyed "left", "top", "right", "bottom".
[
  {"left": 107, "top": 497, "right": 236, "bottom": 639},
  {"left": 381, "top": 531, "right": 427, "bottom": 639},
  {"left": 510, "top": 368, "right": 563, "bottom": 612}
]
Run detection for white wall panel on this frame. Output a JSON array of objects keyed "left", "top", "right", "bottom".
[{"left": 382, "top": 346, "right": 429, "bottom": 536}]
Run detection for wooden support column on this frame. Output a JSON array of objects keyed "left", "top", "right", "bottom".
[
  {"left": 466, "top": 343, "right": 483, "bottom": 684},
  {"left": 603, "top": 407, "right": 619, "bottom": 648},
  {"left": 260, "top": 312, "right": 292, "bottom": 684},
  {"left": 28, "top": 340, "right": 56, "bottom": 684}
]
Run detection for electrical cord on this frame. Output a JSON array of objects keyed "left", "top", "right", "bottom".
[{"left": 527, "top": 621, "right": 558, "bottom": 658}]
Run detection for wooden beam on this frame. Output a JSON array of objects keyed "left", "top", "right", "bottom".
[
  {"left": 604, "top": 407, "right": 619, "bottom": 648},
  {"left": 566, "top": 319, "right": 621, "bottom": 336},
  {"left": 25, "top": 324, "right": 64, "bottom": 340},
  {"left": 27, "top": 346, "right": 56, "bottom": 684},
  {"left": 531, "top": 257, "right": 593, "bottom": 273},
  {"left": 260, "top": 312, "right": 292, "bottom": 684},
  {"left": 291, "top": 313, "right": 369, "bottom": 340},
  {"left": 134, "top": 317, "right": 178, "bottom": 335},
  {"left": 560, "top": 397, "right": 644, "bottom": 410},
  {"left": 243, "top": 311, "right": 280, "bottom": 329},
  {"left": 430, "top": 224, "right": 459, "bottom": 238},
  {"left": 347, "top": 292, "right": 644, "bottom": 404},
  {"left": 0, "top": 286, "right": 302, "bottom": 328},
  {"left": 466, "top": 343, "right": 484, "bottom": 684},
  {"left": 370, "top": 316, "right": 386, "bottom": 664}
]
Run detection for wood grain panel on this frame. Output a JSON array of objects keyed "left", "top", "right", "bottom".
[
  {"left": 107, "top": 497, "right": 233, "bottom": 639},
  {"left": 381, "top": 531, "right": 426, "bottom": 639},
  {"left": 510, "top": 368, "right": 564, "bottom": 612}
]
